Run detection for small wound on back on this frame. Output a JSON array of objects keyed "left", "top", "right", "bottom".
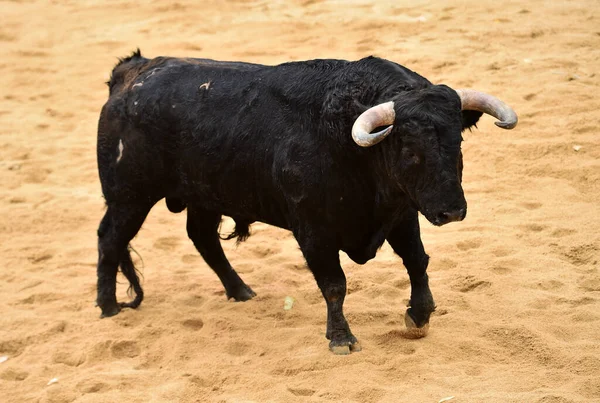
[{"left": 199, "top": 82, "right": 211, "bottom": 90}]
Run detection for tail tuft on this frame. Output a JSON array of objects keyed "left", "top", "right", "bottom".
[
  {"left": 119, "top": 245, "right": 144, "bottom": 304},
  {"left": 220, "top": 218, "right": 252, "bottom": 244}
]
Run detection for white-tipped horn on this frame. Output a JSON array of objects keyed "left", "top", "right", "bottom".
[
  {"left": 456, "top": 89, "right": 518, "bottom": 129},
  {"left": 351, "top": 101, "right": 396, "bottom": 147}
]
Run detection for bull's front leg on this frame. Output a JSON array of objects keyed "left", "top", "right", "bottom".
[
  {"left": 387, "top": 211, "right": 435, "bottom": 338},
  {"left": 296, "top": 234, "right": 360, "bottom": 355}
]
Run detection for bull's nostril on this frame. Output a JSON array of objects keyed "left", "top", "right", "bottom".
[
  {"left": 436, "top": 212, "right": 450, "bottom": 223},
  {"left": 436, "top": 209, "right": 466, "bottom": 224}
]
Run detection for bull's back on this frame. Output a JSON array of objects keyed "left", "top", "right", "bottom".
[{"left": 99, "top": 54, "right": 320, "bottom": 225}]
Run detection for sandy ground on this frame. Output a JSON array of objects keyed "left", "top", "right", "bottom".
[{"left": 1, "top": 0, "right": 599, "bottom": 402}]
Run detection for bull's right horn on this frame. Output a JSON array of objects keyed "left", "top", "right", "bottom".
[
  {"left": 351, "top": 101, "right": 396, "bottom": 147},
  {"left": 456, "top": 89, "right": 518, "bottom": 129}
]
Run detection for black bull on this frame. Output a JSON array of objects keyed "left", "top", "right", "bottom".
[{"left": 96, "top": 50, "right": 517, "bottom": 354}]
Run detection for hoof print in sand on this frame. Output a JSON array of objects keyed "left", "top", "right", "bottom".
[{"left": 110, "top": 340, "right": 140, "bottom": 359}]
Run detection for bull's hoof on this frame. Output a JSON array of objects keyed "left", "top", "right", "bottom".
[
  {"left": 118, "top": 291, "right": 143, "bottom": 310},
  {"left": 227, "top": 283, "right": 256, "bottom": 302},
  {"left": 99, "top": 302, "right": 121, "bottom": 318},
  {"left": 350, "top": 341, "right": 362, "bottom": 352},
  {"left": 330, "top": 345, "right": 351, "bottom": 355},
  {"left": 329, "top": 339, "right": 361, "bottom": 355},
  {"left": 119, "top": 299, "right": 142, "bottom": 309},
  {"left": 400, "top": 309, "right": 430, "bottom": 339}
]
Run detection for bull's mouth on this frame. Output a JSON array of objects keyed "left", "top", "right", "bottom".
[
  {"left": 422, "top": 207, "right": 467, "bottom": 226},
  {"left": 404, "top": 191, "right": 467, "bottom": 226}
]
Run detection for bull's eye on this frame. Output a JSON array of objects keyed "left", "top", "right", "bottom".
[{"left": 402, "top": 147, "right": 420, "bottom": 165}]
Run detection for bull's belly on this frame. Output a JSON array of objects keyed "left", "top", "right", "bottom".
[{"left": 176, "top": 185, "right": 292, "bottom": 230}]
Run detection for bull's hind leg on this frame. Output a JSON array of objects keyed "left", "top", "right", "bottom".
[
  {"left": 97, "top": 203, "right": 151, "bottom": 317},
  {"left": 186, "top": 205, "right": 256, "bottom": 301}
]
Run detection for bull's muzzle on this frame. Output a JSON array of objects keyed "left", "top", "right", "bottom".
[{"left": 432, "top": 207, "right": 466, "bottom": 226}]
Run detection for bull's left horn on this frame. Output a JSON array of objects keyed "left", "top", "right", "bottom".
[
  {"left": 351, "top": 101, "right": 396, "bottom": 147},
  {"left": 456, "top": 89, "right": 518, "bottom": 130}
]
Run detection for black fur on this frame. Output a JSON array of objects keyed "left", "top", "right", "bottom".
[
  {"left": 112, "top": 48, "right": 142, "bottom": 74},
  {"left": 96, "top": 51, "right": 488, "bottom": 352},
  {"left": 106, "top": 48, "right": 145, "bottom": 94}
]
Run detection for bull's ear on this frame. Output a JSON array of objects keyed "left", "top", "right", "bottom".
[{"left": 461, "top": 110, "right": 483, "bottom": 131}]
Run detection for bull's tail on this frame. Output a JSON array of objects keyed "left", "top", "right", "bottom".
[
  {"left": 220, "top": 218, "right": 252, "bottom": 244},
  {"left": 106, "top": 48, "right": 148, "bottom": 95},
  {"left": 118, "top": 245, "right": 144, "bottom": 309}
]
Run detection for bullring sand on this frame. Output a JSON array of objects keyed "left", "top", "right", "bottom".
[{"left": 1, "top": 0, "right": 599, "bottom": 402}]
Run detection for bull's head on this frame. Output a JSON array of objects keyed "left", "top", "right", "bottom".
[{"left": 352, "top": 86, "right": 517, "bottom": 226}]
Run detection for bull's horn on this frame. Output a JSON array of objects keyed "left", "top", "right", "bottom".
[
  {"left": 456, "top": 89, "right": 518, "bottom": 130},
  {"left": 351, "top": 101, "right": 396, "bottom": 147}
]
